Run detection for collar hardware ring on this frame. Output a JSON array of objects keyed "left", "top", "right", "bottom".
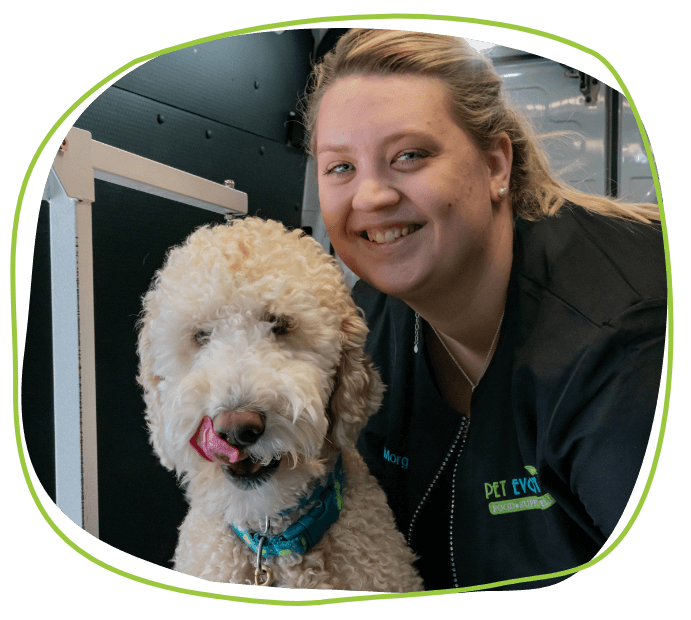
[
  {"left": 254, "top": 565, "right": 273, "bottom": 586},
  {"left": 254, "top": 533, "right": 273, "bottom": 586}
]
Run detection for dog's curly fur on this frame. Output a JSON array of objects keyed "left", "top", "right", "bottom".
[{"left": 137, "top": 217, "right": 423, "bottom": 592}]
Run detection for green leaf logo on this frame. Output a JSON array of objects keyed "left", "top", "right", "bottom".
[{"left": 524, "top": 465, "right": 538, "bottom": 476}]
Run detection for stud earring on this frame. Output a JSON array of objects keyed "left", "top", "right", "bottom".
[{"left": 498, "top": 187, "right": 508, "bottom": 198}]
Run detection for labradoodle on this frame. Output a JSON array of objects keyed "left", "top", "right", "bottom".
[{"left": 137, "top": 217, "right": 423, "bottom": 592}]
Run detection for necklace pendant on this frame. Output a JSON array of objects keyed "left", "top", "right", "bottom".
[{"left": 414, "top": 344, "right": 418, "bottom": 354}]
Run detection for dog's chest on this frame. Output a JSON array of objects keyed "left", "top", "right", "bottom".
[{"left": 230, "top": 539, "right": 338, "bottom": 589}]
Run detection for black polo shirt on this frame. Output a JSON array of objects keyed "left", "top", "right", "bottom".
[{"left": 353, "top": 205, "right": 667, "bottom": 591}]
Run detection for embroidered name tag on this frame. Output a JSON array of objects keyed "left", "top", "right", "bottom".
[{"left": 383, "top": 447, "right": 409, "bottom": 469}]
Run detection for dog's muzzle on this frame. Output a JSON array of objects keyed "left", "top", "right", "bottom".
[
  {"left": 189, "top": 416, "right": 240, "bottom": 464},
  {"left": 214, "top": 408, "right": 266, "bottom": 449},
  {"left": 191, "top": 409, "right": 280, "bottom": 490}
]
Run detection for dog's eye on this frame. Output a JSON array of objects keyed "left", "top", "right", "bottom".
[
  {"left": 266, "top": 314, "right": 296, "bottom": 335},
  {"left": 194, "top": 329, "right": 211, "bottom": 346}
]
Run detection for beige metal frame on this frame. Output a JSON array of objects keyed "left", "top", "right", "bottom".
[{"left": 42, "top": 127, "right": 248, "bottom": 536}]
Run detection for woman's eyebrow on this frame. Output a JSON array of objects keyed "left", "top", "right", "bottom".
[{"left": 317, "top": 130, "right": 434, "bottom": 156}]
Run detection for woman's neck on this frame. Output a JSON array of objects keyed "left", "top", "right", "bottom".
[{"left": 405, "top": 215, "right": 514, "bottom": 381}]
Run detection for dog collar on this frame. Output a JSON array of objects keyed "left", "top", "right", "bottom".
[{"left": 231, "top": 454, "right": 345, "bottom": 558}]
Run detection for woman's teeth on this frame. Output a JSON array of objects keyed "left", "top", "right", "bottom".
[{"left": 366, "top": 224, "right": 421, "bottom": 244}]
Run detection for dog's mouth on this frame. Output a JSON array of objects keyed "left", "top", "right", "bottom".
[{"left": 222, "top": 455, "right": 282, "bottom": 490}]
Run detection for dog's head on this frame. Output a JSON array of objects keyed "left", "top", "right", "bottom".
[{"left": 137, "top": 218, "right": 381, "bottom": 515}]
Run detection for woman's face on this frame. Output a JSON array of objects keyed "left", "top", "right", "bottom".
[{"left": 315, "top": 74, "right": 512, "bottom": 302}]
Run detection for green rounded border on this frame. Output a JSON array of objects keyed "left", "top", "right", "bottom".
[{"left": 11, "top": 13, "right": 672, "bottom": 605}]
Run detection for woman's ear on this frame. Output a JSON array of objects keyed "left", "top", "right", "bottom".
[{"left": 487, "top": 133, "right": 513, "bottom": 202}]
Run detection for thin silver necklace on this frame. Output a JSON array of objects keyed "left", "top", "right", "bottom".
[
  {"left": 412, "top": 307, "right": 504, "bottom": 588},
  {"left": 414, "top": 310, "right": 505, "bottom": 391}
]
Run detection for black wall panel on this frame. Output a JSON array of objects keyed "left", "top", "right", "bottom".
[
  {"left": 115, "top": 31, "right": 314, "bottom": 144},
  {"left": 22, "top": 30, "right": 315, "bottom": 570},
  {"left": 73, "top": 30, "right": 315, "bottom": 229}
]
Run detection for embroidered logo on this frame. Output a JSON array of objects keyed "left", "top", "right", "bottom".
[{"left": 484, "top": 465, "right": 556, "bottom": 515}]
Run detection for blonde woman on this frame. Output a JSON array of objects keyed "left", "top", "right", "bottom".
[{"left": 304, "top": 29, "right": 666, "bottom": 590}]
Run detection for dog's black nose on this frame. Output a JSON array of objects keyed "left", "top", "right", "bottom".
[
  {"left": 232, "top": 425, "right": 263, "bottom": 447},
  {"left": 214, "top": 409, "right": 265, "bottom": 448}
]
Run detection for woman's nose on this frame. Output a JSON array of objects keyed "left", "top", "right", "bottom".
[{"left": 351, "top": 176, "right": 400, "bottom": 212}]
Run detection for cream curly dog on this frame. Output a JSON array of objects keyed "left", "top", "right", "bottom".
[{"left": 137, "top": 217, "right": 423, "bottom": 592}]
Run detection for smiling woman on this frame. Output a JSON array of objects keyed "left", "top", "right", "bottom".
[
  {"left": 303, "top": 29, "right": 667, "bottom": 591},
  {"left": 316, "top": 73, "right": 513, "bottom": 321}
]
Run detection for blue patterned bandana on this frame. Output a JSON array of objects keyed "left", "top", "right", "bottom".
[{"left": 231, "top": 454, "right": 345, "bottom": 557}]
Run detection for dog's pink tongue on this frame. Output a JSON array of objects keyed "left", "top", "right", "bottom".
[{"left": 190, "top": 416, "right": 240, "bottom": 464}]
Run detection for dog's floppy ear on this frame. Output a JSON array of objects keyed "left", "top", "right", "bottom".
[{"left": 328, "top": 313, "right": 384, "bottom": 448}]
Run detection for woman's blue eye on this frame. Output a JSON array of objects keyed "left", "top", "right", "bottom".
[
  {"left": 395, "top": 150, "right": 428, "bottom": 163},
  {"left": 324, "top": 163, "right": 353, "bottom": 176},
  {"left": 324, "top": 151, "right": 427, "bottom": 176}
]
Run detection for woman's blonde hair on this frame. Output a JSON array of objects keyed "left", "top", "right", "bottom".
[{"left": 303, "top": 29, "right": 659, "bottom": 223}]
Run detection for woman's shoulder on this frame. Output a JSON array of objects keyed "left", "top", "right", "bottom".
[
  {"left": 513, "top": 203, "right": 667, "bottom": 327},
  {"left": 352, "top": 279, "right": 409, "bottom": 324},
  {"left": 351, "top": 278, "right": 380, "bottom": 310},
  {"left": 350, "top": 279, "right": 418, "bottom": 371}
]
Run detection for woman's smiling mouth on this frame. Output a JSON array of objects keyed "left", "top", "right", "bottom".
[{"left": 360, "top": 223, "right": 424, "bottom": 244}]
